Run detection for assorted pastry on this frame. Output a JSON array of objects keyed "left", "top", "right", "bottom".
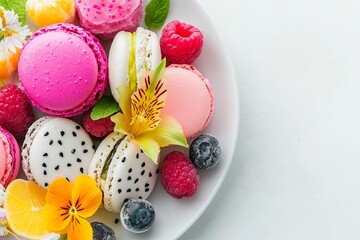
[{"left": 0, "top": 0, "right": 222, "bottom": 239}]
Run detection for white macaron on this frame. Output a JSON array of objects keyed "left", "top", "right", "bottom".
[{"left": 108, "top": 27, "right": 161, "bottom": 101}]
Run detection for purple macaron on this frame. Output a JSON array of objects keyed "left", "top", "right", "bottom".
[{"left": 18, "top": 23, "right": 108, "bottom": 117}]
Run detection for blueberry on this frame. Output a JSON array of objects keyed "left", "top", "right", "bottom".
[
  {"left": 91, "top": 222, "right": 116, "bottom": 240},
  {"left": 120, "top": 199, "right": 155, "bottom": 233},
  {"left": 189, "top": 134, "right": 221, "bottom": 169}
]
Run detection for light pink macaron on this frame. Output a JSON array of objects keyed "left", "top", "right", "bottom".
[
  {"left": 162, "top": 64, "right": 214, "bottom": 139},
  {"left": 18, "top": 23, "right": 108, "bottom": 117},
  {"left": 76, "top": 0, "right": 143, "bottom": 40},
  {"left": 0, "top": 126, "right": 20, "bottom": 187}
]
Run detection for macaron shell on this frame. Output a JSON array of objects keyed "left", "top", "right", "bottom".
[
  {"left": 0, "top": 127, "right": 20, "bottom": 187},
  {"left": 108, "top": 31, "right": 131, "bottom": 101},
  {"left": 76, "top": 0, "right": 143, "bottom": 39},
  {"left": 88, "top": 131, "right": 126, "bottom": 187},
  {"left": 27, "top": 117, "right": 95, "bottom": 188},
  {"left": 19, "top": 23, "right": 108, "bottom": 117},
  {"left": 103, "top": 135, "right": 158, "bottom": 213},
  {"left": 162, "top": 65, "right": 214, "bottom": 139},
  {"left": 21, "top": 116, "right": 53, "bottom": 181},
  {"left": 19, "top": 31, "right": 98, "bottom": 111},
  {"left": 0, "top": 138, "right": 7, "bottom": 179},
  {"left": 135, "top": 27, "right": 161, "bottom": 78}
]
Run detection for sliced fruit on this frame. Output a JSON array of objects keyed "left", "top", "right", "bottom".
[
  {"left": 26, "top": 0, "right": 75, "bottom": 27},
  {"left": 3, "top": 179, "right": 50, "bottom": 239},
  {"left": 0, "top": 48, "right": 20, "bottom": 81}
]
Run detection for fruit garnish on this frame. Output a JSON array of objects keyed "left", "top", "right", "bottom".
[
  {"left": 111, "top": 59, "right": 188, "bottom": 163},
  {"left": 91, "top": 222, "right": 116, "bottom": 240},
  {"left": 42, "top": 175, "right": 102, "bottom": 240},
  {"left": 3, "top": 179, "right": 49, "bottom": 239},
  {"left": 160, "top": 20, "right": 204, "bottom": 64},
  {"left": 160, "top": 151, "right": 199, "bottom": 198},
  {"left": 189, "top": 134, "right": 221, "bottom": 169},
  {"left": 0, "top": 5, "right": 30, "bottom": 82},
  {"left": 26, "top": 0, "right": 75, "bottom": 27},
  {"left": 83, "top": 111, "right": 115, "bottom": 138},
  {"left": 0, "top": 84, "right": 35, "bottom": 141},
  {"left": 145, "top": 0, "right": 170, "bottom": 29},
  {"left": 120, "top": 199, "right": 155, "bottom": 233}
]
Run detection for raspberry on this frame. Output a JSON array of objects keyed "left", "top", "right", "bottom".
[
  {"left": 0, "top": 84, "right": 34, "bottom": 142},
  {"left": 160, "top": 151, "right": 200, "bottom": 198},
  {"left": 82, "top": 111, "right": 115, "bottom": 138},
  {"left": 160, "top": 20, "right": 204, "bottom": 64}
]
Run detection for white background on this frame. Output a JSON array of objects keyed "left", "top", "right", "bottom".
[{"left": 182, "top": 0, "right": 360, "bottom": 239}]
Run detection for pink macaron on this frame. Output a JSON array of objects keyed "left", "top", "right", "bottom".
[
  {"left": 0, "top": 126, "right": 20, "bottom": 187},
  {"left": 76, "top": 0, "right": 143, "bottom": 40},
  {"left": 162, "top": 64, "right": 214, "bottom": 139},
  {"left": 18, "top": 23, "right": 108, "bottom": 117}
]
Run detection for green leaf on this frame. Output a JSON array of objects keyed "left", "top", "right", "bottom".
[
  {"left": 149, "top": 58, "right": 166, "bottom": 93},
  {"left": 145, "top": 0, "right": 170, "bottom": 29},
  {"left": 90, "top": 96, "right": 121, "bottom": 120},
  {"left": 0, "top": 0, "right": 27, "bottom": 25}
]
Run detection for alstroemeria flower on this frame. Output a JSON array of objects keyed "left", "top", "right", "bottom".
[
  {"left": 111, "top": 59, "right": 188, "bottom": 163},
  {"left": 42, "top": 175, "right": 102, "bottom": 240}
]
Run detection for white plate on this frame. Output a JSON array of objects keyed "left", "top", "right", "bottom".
[{"left": 12, "top": 0, "right": 239, "bottom": 239}]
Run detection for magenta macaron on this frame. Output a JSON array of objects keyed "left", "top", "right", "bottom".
[
  {"left": 18, "top": 23, "right": 108, "bottom": 117},
  {"left": 0, "top": 126, "right": 20, "bottom": 187},
  {"left": 76, "top": 0, "right": 143, "bottom": 40}
]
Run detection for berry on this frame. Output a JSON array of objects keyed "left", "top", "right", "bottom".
[
  {"left": 160, "top": 151, "right": 199, "bottom": 198},
  {"left": 82, "top": 111, "right": 115, "bottom": 138},
  {"left": 120, "top": 199, "right": 155, "bottom": 233},
  {"left": 0, "top": 84, "right": 34, "bottom": 142},
  {"left": 91, "top": 222, "right": 116, "bottom": 240},
  {"left": 160, "top": 20, "right": 204, "bottom": 64},
  {"left": 190, "top": 134, "right": 221, "bottom": 170}
]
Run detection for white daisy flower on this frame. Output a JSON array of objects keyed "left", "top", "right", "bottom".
[{"left": 0, "top": 6, "right": 31, "bottom": 59}]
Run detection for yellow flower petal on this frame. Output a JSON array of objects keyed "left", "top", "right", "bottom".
[
  {"left": 111, "top": 112, "right": 131, "bottom": 136},
  {"left": 67, "top": 215, "right": 92, "bottom": 240},
  {"left": 116, "top": 85, "right": 132, "bottom": 118},
  {"left": 144, "top": 115, "right": 188, "bottom": 148},
  {"left": 133, "top": 137, "right": 160, "bottom": 164},
  {"left": 129, "top": 72, "right": 167, "bottom": 136},
  {"left": 46, "top": 177, "right": 73, "bottom": 209},
  {"left": 71, "top": 175, "right": 102, "bottom": 218},
  {"left": 42, "top": 204, "right": 69, "bottom": 234}
]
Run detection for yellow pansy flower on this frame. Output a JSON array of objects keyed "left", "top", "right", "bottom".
[{"left": 42, "top": 175, "right": 102, "bottom": 240}]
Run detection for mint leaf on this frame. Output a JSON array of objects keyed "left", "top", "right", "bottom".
[
  {"left": 145, "top": 0, "right": 170, "bottom": 29},
  {"left": 91, "top": 96, "right": 121, "bottom": 120},
  {"left": 0, "top": 0, "right": 27, "bottom": 25}
]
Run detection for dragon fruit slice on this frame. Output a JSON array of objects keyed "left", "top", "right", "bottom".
[{"left": 76, "top": 0, "right": 143, "bottom": 40}]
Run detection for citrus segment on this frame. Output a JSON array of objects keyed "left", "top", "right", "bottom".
[
  {"left": 26, "top": 0, "right": 76, "bottom": 27},
  {"left": 4, "top": 179, "right": 50, "bottom": 239},
  {"left": 0, "top": 49, "right": 20, "bottom": 81}
]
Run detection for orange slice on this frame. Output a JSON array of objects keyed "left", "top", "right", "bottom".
[
  {"left": 26, "top": 0, "right": 76, "bottom": 27},
  {"left": 3, "top": 179, "right": 50, "bottom": 239},
  {"left": 0, "top": 48, "right": 20, "bottom": 82}
]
